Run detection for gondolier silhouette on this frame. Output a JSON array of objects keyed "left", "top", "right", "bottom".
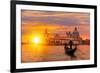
[{"left": 64, "top": 40, "right": 77, "bottom": 59}]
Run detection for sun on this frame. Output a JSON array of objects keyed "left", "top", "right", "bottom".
[{"left": 32, "top": 37, "right": 41, "bottom": 44}]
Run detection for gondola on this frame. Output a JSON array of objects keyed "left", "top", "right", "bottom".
[
  {"left": 64, "top": 46, "right": 77, "bottom": 57},
  {"left": 64, "top": 40, "right": 77, "bottom": 58}
]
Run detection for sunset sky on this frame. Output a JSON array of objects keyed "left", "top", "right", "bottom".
[{"left": 21, "top": 10, "right": 90, "bottom": 42}]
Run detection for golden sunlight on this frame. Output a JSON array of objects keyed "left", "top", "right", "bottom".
[{"left": 32, "top": 37, "right": 41, "bottom": 44}]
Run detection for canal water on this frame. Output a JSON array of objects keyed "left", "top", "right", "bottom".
[{"left": 22, "top": 44, "right": 90, "bottom": 63}]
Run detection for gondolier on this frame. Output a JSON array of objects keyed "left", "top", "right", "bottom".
[{"left": 64, "top": 40, "right": 77, "bottom": 59}]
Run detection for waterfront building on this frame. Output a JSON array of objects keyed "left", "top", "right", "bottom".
[{"left": 43, "top": 27, "right": 82, "bottom": 45}]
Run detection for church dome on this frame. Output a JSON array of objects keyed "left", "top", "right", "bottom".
[{"left": 72, "top": 27, "right": 79, "bottom": 38}]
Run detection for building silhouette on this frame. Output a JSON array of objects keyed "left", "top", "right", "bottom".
[{"left": 43, "top": 27, "right": 82, "bottom": 45}]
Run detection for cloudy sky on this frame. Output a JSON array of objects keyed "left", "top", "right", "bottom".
[{"left": 21, "top": 10, "right": 90, "bottom": 41}]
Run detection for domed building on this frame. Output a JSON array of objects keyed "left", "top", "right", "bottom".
[
  {"left": 72, "top": 27, "right": 80, "bottom": 39},
  {"left": 43, "top": 27, "right": 82, "bottom": 45},
  {"left": 71, "top": 27, "right": 82, "bottom": 44}
]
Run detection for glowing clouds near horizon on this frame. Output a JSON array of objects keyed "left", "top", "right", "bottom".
[{"left": 21, "top": 10, "right": 90, "bottom": 41}]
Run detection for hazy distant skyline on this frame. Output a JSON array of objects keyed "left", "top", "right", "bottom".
[{"left": 21, "top": 10, "right": 90, "bottom": 41}]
